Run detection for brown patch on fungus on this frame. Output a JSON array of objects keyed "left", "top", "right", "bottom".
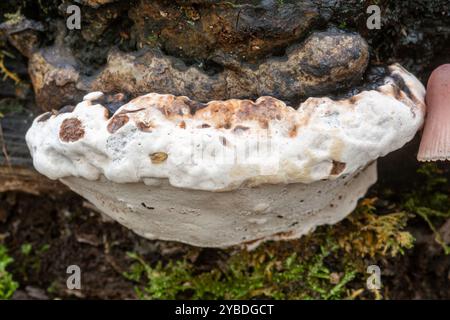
[
  {"left": 196, "top": 101, "right": 235, "bottom": 128},
  {"left": 135, "top": 94, "right": 294, "bottom": 131},
  {"left": 184, "top": 99, "right": 207, "bottom": 115},
  {"left": 330, "top": 160, "right": 346, "bottom": 175},
  {"left": 103, "top": 108, "right": 111, "bottom": 119},
  {"left": 136, "top": 120, "right": 154, "bottom": 132},
  {"left": 188, "top": 98, "right": 286, "bottom": 130},
  {"left": 219, "top": 136, "right": 228, "bottom": 146},
  {"left": 150, "top": 152, "right": 168, "bottom": 164},
  {"left": 233, "top": 125, "right": 250, "bottom": 134},
  {"left": 391, "top": 73, "right": 416, "bottom": 103},
  {"left": 289, "top": 124, "right": 298, "bottom": 137},
  {"left": 349, "top": 96, "right": 359, "bottom": 105},
  {"left": 237, "top": 97, "right": 283, "bottom": 124},
  {"left": 392, "top": 84, "right": 403, "bottom": 100},
  {"left": 157, "top": 96, "right": 190, "bottom": 117},
  {"left": 259, "top": 119, "right": 269, "bottom": 129},
  {"left": 59, "top": 118, "right": 85, "bottom": 142},
  {"left": 107, "top": 114, "right": 129, "bottom": 133}
]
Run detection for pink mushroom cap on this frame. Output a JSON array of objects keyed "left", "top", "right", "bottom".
[{"left": 418, "top": 64, "right": 450, "bottom": 161}]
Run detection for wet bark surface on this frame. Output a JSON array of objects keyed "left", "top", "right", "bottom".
[{"left": 0, "top": 0, "right": 449, "bottom": 299}]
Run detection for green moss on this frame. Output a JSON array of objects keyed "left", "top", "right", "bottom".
[
  {"left": 402, "top": 163, "right": 450, "bottom": 253},
  {"left": 0, "top": 98, "right": 24, "bottom": 116},
  {"left": 20, "top": 243, "right": 32, "bottom": 256},
  {"left": 16, "top": 242, "right": 50, "bottom": 281},
  {"left": 3, "top": 9, "right": 23, "bottom": 26},
  {"left": 122, "top": 162, "right": 450, "bottom": 300},
  {"left": 339, "top": 22, "right": 348, "bottom": 29},
  {"left": 123, "top": 196, "right": 415, "bottom": 300},
  {"left": 0, "top": 244, "right": 19, "bottom": 300},
  {"left": 335, "top": 198, "right": 414, "bottom": 257},
  {"left": 145, "top": 33, "right": 159, "bottom": 47}
]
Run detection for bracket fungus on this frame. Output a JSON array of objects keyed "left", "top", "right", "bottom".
[{"left": 26, "top": 64, "right": 426, "bottom": 248}]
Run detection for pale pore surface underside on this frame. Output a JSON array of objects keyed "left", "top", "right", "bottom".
[{"left": 61, "top": 162, "right": 376, "bottom": 248}]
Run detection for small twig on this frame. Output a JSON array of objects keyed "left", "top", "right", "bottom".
[
  {"left": 0, "top": 53, "right": 21, "bottom": 84},
  {"left": 417, "top": 209, "right": 450, "bottom": 255},
  {"left": 102, "top": 234, "right": 126, "bottom": 275}
]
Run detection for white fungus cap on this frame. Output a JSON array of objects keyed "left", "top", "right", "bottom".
[{"left": 26, "top": 64, "right": 425, "bottom": 191}]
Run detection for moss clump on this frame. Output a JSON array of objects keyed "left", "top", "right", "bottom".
[
  {"left": 402, "top": 163, "right": 450, "bottom": 253},
  {"left": 122, "top": 163, "right": 448, "bottom": 300},
  {"left": 123, "top": 197, "right": 415, "bottom": 300},
  {"left": 3, "top": 9, "right": 23, "bottom": 26},
  {"left": 124, "top": 243, "right": 359, "bottom": 300},
  {"left": 16, "top": 243, "right": 50, "bottom": 281},
  {"left": 145, "top": 33, "right": 159, "bottom": 47},
  {"left": 334, "top": 198, "right": 414, "bottom": 258},
  {"left": 0, "top": 244, "right": 19, "bottom": 300}
]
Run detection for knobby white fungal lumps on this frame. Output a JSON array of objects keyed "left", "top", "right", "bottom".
[{"left": 26, "top": 64, "right": 426, "bottom": 247}]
